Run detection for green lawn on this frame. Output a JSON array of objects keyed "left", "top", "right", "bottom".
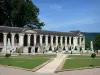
[
  {"left": 17, "top": 54, "right": 56, "bottom": 58},
  {"left": 0, "top": 54, "right": 56, "bottom": 69},
  {"left": 63, "top": 55, "right": 100, "bottom": 69}
]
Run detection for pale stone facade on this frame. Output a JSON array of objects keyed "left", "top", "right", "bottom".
[{"left": 0, "top": 26, "right": 85, "bottom": 53}]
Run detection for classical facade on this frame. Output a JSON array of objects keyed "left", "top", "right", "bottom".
[{"left": 0, "top": 26, "right": 85, "bottom": 53}]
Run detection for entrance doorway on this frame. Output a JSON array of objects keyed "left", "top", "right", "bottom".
[
  {"left": 28, "top": 47, "right": 31, "bottom": 53},
  {"left": 35, "top": 47, "right": 38, "bottom": 53}
]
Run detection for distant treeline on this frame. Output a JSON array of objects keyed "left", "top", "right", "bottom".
[
  {"left": 82, "top": 32, "right": 100, "bottom": 49},
  {"left": 83, "top": 32, "right": 100, "bottom": 41}
]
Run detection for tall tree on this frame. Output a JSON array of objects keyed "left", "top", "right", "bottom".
[
  {"left": 94, "top": 34, "right": 100, "bottom": 50},
  {"left": 85, "top": 40, "right": 90, "bottom": 50},
  {"left": 0, "top": 0, "right": 44, "bottom": 29}
]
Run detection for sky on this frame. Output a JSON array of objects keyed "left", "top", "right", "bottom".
[{"left": 32, "top": 0, "right": 100, "bottom": 32}]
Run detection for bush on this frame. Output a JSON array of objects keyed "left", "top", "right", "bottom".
[
  {"left": 91, "top": 53, "right": 96, "bottom": 59},
  {"left": 5, "top": 53, "right": 11, "bottom": 59}
]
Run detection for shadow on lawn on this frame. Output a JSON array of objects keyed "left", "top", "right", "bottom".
[
  {"left": 89, "top": 65, "right": 94, "bottom": 67},
  {"left": 8, "top": 64, "right": 12, "bottom": 66}
]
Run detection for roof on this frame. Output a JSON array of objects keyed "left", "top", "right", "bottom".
[
  {"left": 0, "top": 26, "right": 23, "bottom": 33},
  {"left": 0, "top": 26, "right": 83, "bottom": 36},
  {"left": 33, "top": 29, "right": 79, "bottom": 36}
]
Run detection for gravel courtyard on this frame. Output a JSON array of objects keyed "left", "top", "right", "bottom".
[{"left": 0, "top": 66, "right": 100, "bottom": 75}]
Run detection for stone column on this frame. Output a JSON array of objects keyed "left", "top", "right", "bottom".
[
  {"left": 69, "top": 37, "right": 71, "bottom": 46},
  {"left": 73, "top": 37, "right": 78, "bottom": 49},
  {"left": 50, "top": 35, "right": 53, "bottom": 50},
  {"left": 60, "top": 36, "right": 63, "bottom": 47},
  {"left": 56, "top": 36, "right": 58, "bottom": 47},
  {"left": 19, "top": 33, "right": 24, "bottom": 46},
  {"left": 82, "top": 36, "right": 85, "bottom": 50},
  {"left": 79, "top": 37, "right": 82, "bottom": 46},
  {"left": 65, "top": 36, "right": 67, "bottom": 46},
  {"left": 65, "top": 36, "right": 67, "bottom": 50},
  {"left": 73, "top": 37, "right": 76, "bottom": 46},
  {"left": 34, "top": 34, "right": 36, "bottom": 45},
  {"left": 45, "top": 35, "right": 48, "bottom": 47},
  {"left": 11, "top": 33, "right": 15, "bottom": 50},
  {"left": 40, "top": 35, "right": 43, "bottom": 45},
  {"left": 39, "top": 35, "right": 43, "bottom": 52},
  {"left": 28, "top": 34, "right": 31, "bottom": 46},
  {"left": 3, "top": 33, "right": 7, "bottom": 52}
]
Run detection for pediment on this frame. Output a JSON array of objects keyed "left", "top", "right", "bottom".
[
  {"left": 24, "top": 30, "right": 37, "bottom": 33},
  {"left": 78, "top": 33, "right": 83, "bottom": 36}
]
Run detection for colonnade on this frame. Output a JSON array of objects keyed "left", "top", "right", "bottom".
[{"left": 0, "top": 32, "right": 85, "bottom": 53}]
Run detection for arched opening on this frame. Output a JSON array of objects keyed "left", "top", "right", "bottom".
[
  {"left": 63, "top": 46, "right": 66, "bottom": 50},
  {"left": 30, "top": 34, "right": 34, "bottom": 46},
  {"left": 35, "top": 47, "right": 38, "bottom": 53},
  {"left": 63, "top": 37, "right": 65, "bottom": 44},
  {"left": 81, "top": 37, "right": 83, "bottom": 43},
  {"left": 36, "top": 35, "right": 40, "bottom": 43},
  {"left": 80, "top": 46, "right": 82, "bottom": 52},
  {"left": 0, "top": 33, "right": 3, "bottom": 43},
  {"left": 56, "top": 46, "right": 58, "bottom": 50},
  {"left": 53, "top": 36, "right": 56, "bottom": 43},
  {"left": 42, "top": 35, "right": 45, "bottom": 43},
  {"left": 7, "top": 33, "right": 12, "bottom": 43},
  {"left": 67, "top": 37, "right": 69, "bottom": 44},
  {"left": 49, "top": 46, "right": 52, "bottom": 51},
  {"left": 74, "top": 46, "right": 77, "bottom": 50},
  {"left": 14, "top": 34, "right": 19, "bottom": 45},
  {"left": 28, "top": 47, "right": 31, "bottom": 53},
  {"left": 58, "top": 36, "right": 60, "bottom": 43},
  {"left": 71, "top": 37, "right": 73, "bottom": 44},
  {"left": 54, "top": 47, "right": 57, "bottom": 52},
  {"left": 69, "top": 46, "right": 71, "bottom": 50},
  {"left": 24, "top": 34, "right": 28, "bottom": 46},
  {"left": 48, "top": 35, "right": 51, "bottom": 43},
  {"left": 0, "top": 33, "right": 3, "bottom": 51}
]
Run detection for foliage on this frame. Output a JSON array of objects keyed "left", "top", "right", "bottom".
[
  {"left": 83, "top": 32, "right": 100, "bottom": 50},
  {"left": 83, "top": 32, "right": 99, "bottom": 42},
  {"left": 94, "top": 34, "right": 100, "bottom": 50},
  {"left": 91, "top": 53, "right": 96, "bottom": 59},
  {"left": 85, "top": 40, "right": 90, "bottom": 50},
  {"left": 0, "top": 0, "right": 44, "bottom": 29},
  {"left": 5, "top": 53, "right": 11, "bottom": 58},
  {"left": 16, "top": 47, "right": 23, "bottom": 55}
]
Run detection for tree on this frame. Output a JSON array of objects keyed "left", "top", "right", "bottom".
[
  {"left": 5, "top": 53, "right": 11, "bottom": 59},
  {"left": 16, "top": 47, "right": 23, "bottom": 55},
  {"left": 91, "top": 53, "right": 96, "bottom": 59},
  {"left": 94, "top": 34, "right": 100, "bottom": 50},
  {"left": 85, "top": 40, "right": 90, "bottom": 50},
  {"left": 0, "top": 0, "right": 44, "bottom": 29}
]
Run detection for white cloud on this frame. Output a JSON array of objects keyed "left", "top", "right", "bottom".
[
  {"left": 43, "top": 18, "right": 99, "bottom": 30},
  {"left": 66, "top": 18, "right": 96, "bottom": 26},
  {"left": 50, "top": 4, "right": 63, "bottom": 11}
]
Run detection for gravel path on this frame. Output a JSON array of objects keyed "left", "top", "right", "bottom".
[
  {"left": 0, "top": 66, "right": 100, "bottom": 75},
  {"left": 36, "top": 55, "right": 67, "bottom": 73}
]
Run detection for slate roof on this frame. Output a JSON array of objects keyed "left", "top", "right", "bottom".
[
  {"left": 0, "top": 26, "right": 23, "bottom": 33},
  {"left": 0, "top": 26, "right": 82, "bottom": 36},
  {"left": 34, "top": 29, "right": 79, "bottom": 36}
]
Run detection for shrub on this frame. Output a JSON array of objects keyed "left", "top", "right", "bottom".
[
  {"left": 91, "top": 53, "right": 96, "bottom": 59},
  {"left": 5, "top": 53, "right": 11, "bottom": 59}
]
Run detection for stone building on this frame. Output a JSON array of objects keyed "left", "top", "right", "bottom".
[{"left": 0, "top": 26, "right": 85, "bottom": 53}]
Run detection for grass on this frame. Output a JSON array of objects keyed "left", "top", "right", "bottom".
[
  {"left": 0, "top": 54, "right": 56, "bottom": 69},
  {"left": 63, "top": 55, "right": 100, "bottom": 69}
]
